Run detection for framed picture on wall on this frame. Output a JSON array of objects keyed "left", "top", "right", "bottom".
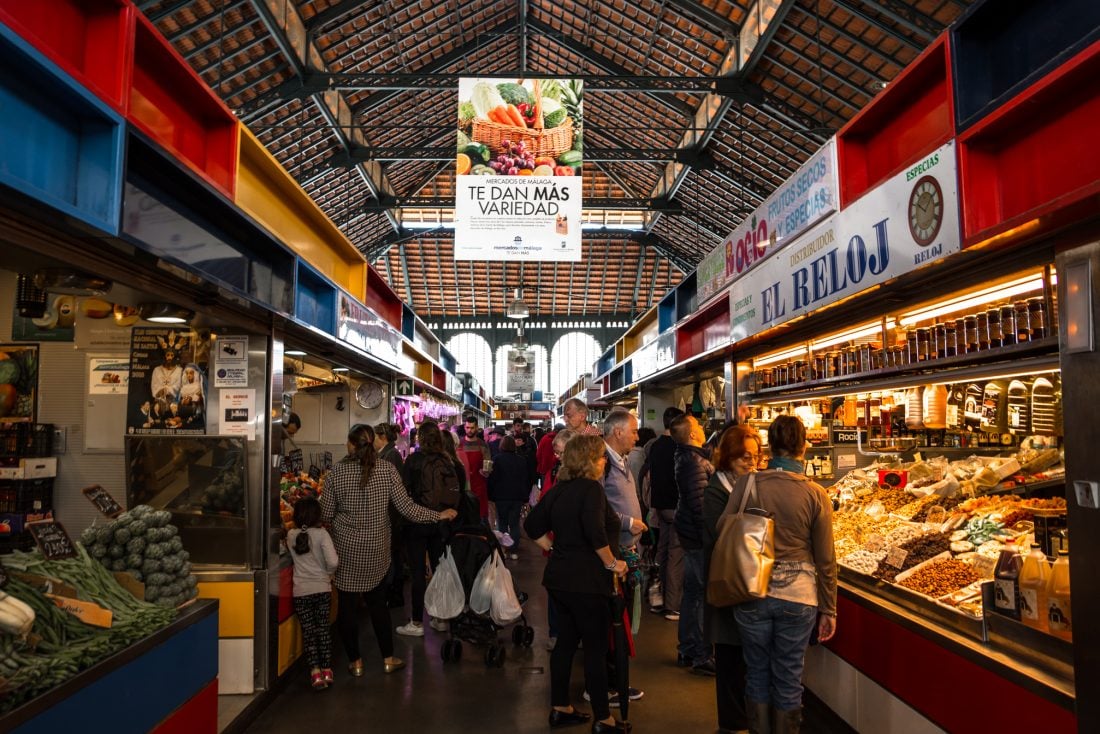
[{"left": 0, "top": 344, "right": 39, "bottom": 422}]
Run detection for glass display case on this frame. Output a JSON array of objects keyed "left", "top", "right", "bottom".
[{"left": 126, "top": 436, "right": 248, "bottom": 566}]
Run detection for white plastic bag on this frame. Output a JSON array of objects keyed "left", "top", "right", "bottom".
[
  {"left": 489, "top": 553, "right": 523, "bottom": 625},
  {"left": 469, "top": 554, "right": 497, "bottom": 614},
  {"left": 424, "top": 547, "right": 465, "bottom": 620},
  {"left": 528, "top": 484, "right": 540, "bottom": 507}
]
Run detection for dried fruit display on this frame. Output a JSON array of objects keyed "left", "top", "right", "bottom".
[{"left": 897, "top": 558, "right": 980, "bottom": 598}]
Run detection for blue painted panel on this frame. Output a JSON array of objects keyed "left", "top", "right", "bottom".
[
  {"left": 0, "top": 22, "right": 124, "bottom": 234},
  {"left": 401, "top": 305, "right": 416, "bottom": 340},
  {"left": 658, "top": 292, "right": 677, "bottom": 334},
  {"left": 13, "top": 613, "right": 218, "bottom": 734},
  {"left": 295, "top": 261, "right": 337, "bottom": 334}
]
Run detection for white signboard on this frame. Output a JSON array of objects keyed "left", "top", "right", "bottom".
[
  {"left": 730, "top": 141, "right": 960, "bottom": 339},
  {"left": 699, "top": 139, "right": 839, "bottom": 304},
  {"left": 213, "top": 336, "right": 249, "bottom": 387},
  {"left": 88, "top": 358, "right": 130, "bottom": 395},
  {"left": 454, "top": 77, "right": 583, "bottom": 261},
  {"left": 220, "top": 389, "right": 256, "bottom": 440}
]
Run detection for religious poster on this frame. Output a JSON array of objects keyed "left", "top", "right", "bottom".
[
  {"left": 126, "top": 327, "right": 207, "bottom": 435},
  {"left": 506, "top": 348, "right": 536, "bottom": 393},
  {"left": 454, "top": 77, "right": 583, "bottom": 261}
]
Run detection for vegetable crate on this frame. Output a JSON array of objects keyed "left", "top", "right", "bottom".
[
  {"left": 0, "top": 529, "right": 34, "bottom": 553},
  {"left": 472, "top": 116, "right": 574, "bottom": 158},
  {"left": 0, "top": 477, "right": 54, "bottom": 512},
  {"left": 0, "top": 422, "right": 53, "bottom": 458}
]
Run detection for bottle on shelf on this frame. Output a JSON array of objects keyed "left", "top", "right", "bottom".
[
  {"left": 1019, "top": 543, "right": 1051, "bottom": 632},
  {"left": 993, "top": 545, "right": 1024, "bottom": 620},
  {"left": 1046, "top": 550, "right": 1072, "bottom": 641}
]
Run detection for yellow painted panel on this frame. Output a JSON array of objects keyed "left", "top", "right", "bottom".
[
  {"left": 415, "top": 361, "right": 433, "bottom": 382},
  {"left": 197, "top": 581, "right": 254, "bottom": 638},
  {"left": 277, "top": 616, "right": 303, "bottom": 676},
  {"left": 235, "top": 128, "right": 367, "bottom": 300}
]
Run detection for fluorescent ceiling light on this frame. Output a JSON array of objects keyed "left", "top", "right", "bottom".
[
  {"left": 898, "top": 273, "right": 1046, "bottom": 326},
  {"left": 285, "top": 350, "right": 307, "bottom": 356},
  {"left": 333, "top": 367, "right": 349, "bottom": 373}
]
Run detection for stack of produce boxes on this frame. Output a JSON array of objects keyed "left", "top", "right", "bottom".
[{"left": 0, "top": 424, "right": 56, "bottom": 554}]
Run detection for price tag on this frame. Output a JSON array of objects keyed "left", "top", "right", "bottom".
[
  {"left": 308, "top": 465, "right": 322, "bottom": 481},
  {"left": 971, "top": 555, "right": 997, "bottom": 578},
  {"left": 322, "top": 451, "right": 333, "bottom": 471},
  {"left": 82, "top": 485, "right": 124, "bottom": 518},
  {"left": 289, "top": 449, "right": 304, "bottom": 474},
  {"left": 27, "top": 520, "right": 77, "bottom": 560},
  {"left": 45, "top": 593, "right": 113, "bottom": 628},
  {"left": 885, "top": 546, "right": 909, "bottom": 569}
]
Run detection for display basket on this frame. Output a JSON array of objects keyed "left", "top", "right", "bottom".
[
  {"left": 0, "top": 423, "right": 53, "bottom": 458},
  {"left": 470, "top": 80, "right": 575, "bottom": 158}
]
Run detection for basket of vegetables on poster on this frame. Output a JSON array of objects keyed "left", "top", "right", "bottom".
[{"left": 459, "top": 79, "right": 582, "bottom": 176}]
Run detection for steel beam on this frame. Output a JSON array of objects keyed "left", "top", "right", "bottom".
[
  {"left": 665, "top": 0, "right": 739, "bottom": 36},
  {"left": 828, "top": 0, "right": 923, "bottom": 52},
  {"left": 859, "top": 0, "right": 941, "bottom": 41}
]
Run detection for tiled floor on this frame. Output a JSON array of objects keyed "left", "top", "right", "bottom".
[{"left": 240, "top": 539, "right": 853, "bottom": 733}]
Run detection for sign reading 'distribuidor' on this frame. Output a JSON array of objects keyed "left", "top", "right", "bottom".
[
  {"left": 729, "top": 141, "right": 960, "bottom": 341},
  {"left": 698, "top": 139, "right": 838, "bottom": 304}
]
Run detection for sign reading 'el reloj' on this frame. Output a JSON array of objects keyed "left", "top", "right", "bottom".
[
  {"left": 729, "top": 141, "right": 960, "bottom": 340},
  {"left": 454, "top": 77, "right": 583, "bottom": 261}
]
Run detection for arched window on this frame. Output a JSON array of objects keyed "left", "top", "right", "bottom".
[
  {"left": 495, "top": 344, "right": 548, "bottom": 397},
  {"left": 550, "top": 333, "right": 602, "bottom": 396},
  {"left": 445, "top": 333, "right": 493, "bottom": 394}
]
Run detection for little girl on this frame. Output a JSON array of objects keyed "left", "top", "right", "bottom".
[{"left": 287, "top": 498, "right": 339, "bottom": 689}]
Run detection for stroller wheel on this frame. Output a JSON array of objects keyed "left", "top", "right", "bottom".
[
  {"left": 485, "top": 644, "right": 506, "bottom": 668},
  {"left": 511, "top": 626, "right": 525, "bottom": 646},
  {"left": 522, "top": 625, "right": 535, "bottom": 647}
]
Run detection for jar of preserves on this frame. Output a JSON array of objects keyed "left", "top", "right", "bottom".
[
  {"left": 1000, "top": 304, "right": 1017, "bottom": 346},
  {"left": 826, "top": 351, "right": 840, "bottom": 378},
  {"left": 1028, "top": 297, "right": 1047, "bottom": 339},
  {"left": 916, "top": 327, "right": 931, "bottom": 362},
  {"left": 963, "top": 316, "right": 979, "bottom": 353},
  {"left": 775, "top": 363, "right": 788, "bottom": 386},
  {"left": 986, "top": 308, "right": 1003, "bottom": 349},
  {"left": 976, "top": 311, "right": 991, "bottom": 350},
  {"left": 759, "top": 368, "right": 774, "bottom": 390},
  {"left": 906, "top": 330, "right": 918, "bottom": 364},
  {"left": 932, "top": 323, "right": 948, "bottom": 359},
  {"left": 812, "top": 354, "right": 826, "bottom": 381},
  {"left": 1014, "top": 301, "right": 1031, "bottom": 343},
  {"left": 856, "top": 394, "right": 868, "bottom": 428},
  {"left": 793, "top": 360, "right": 808, "bottom": 383},
  {"left": 890, "top": 345, "right": 905, "bottom": 368},
  {"left": 944, "top": 321, "right": 958, "bottom": 357},
  {"left": 858, "top": 343, "right": 874, "bottom": 373}
]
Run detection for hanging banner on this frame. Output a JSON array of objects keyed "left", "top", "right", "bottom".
[
  {"left": 730, "top": 141, "right": 960, "bottom": 341},
  {"left": 454, "top": 77, "right": 583, "bottom": 261},
  {"left": 698, "top": 139, "right": 839, "bottom": 304},
  {"left": 505, "top": 348, "right": 536, "bottom": 393},
  {"left": 126, "top": 327, "right": 207, "bottom": 435}
]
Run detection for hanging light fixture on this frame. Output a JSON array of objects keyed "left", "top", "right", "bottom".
[
  {"left": 506, "top": 288, "right": 530, "bottom": 319},
  {"left": 138, "top": 302, "right": 195, "bottom": 324}
]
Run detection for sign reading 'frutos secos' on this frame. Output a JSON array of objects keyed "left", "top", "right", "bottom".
[{"left": 454, "top": 77, "right": 583, "bottom": 261}]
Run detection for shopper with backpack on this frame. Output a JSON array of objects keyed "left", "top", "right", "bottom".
[{"left": 399, "top": 420, "right": 462, "bottom": 636}]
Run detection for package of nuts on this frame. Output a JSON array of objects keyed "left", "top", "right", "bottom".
[{"left": 895, "top": 556, "right": 981, "bottom": 598}]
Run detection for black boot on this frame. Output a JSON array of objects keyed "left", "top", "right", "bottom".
[
  {"left": 746, "top": 699, "right": 771, "bottom": 734},
  {"left": 771, "top": 706, "right": 802, "bottom": 734}
]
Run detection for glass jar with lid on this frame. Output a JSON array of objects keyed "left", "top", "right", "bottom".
[
  {"left": 986, "top": 308, "right": 1003, "bottom": 348},
  {"left": 792, "top": 360, "right": 808, "bottom": 384},
  {"left": 976, "top": 311, "right": 991, "bottom": 350},
  {"left": 906, "top": 330, "right": 918, "bottom": 364},
  {"left": 1014, "top": 301, "right": 1031, "bottom": 343},
  {"left": 1028, "top": 298, "right": 1047, "bottom": 339},
  {"left": 915, "top": 327, "right": 932, "bottom": 362},
  {"left": 963, "top": 315, "right": 979, "bottom": 353},
  {"left": 943, "top": 321, "right": 958, "bottom": 357},
  {"left": 825, "top": 351, "right": 841, "bottom": 378},
  {"left": 932, "top": 323, "right": 948, "bottom": 359},
  {"left": 1000, "top": 304, "right": 1017, "bottom": 346}
]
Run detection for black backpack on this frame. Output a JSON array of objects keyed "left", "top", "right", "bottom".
[{"left": 418, "top": 453, "right": 462, "bottom": 510}]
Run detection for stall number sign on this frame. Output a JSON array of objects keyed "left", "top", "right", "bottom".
[
  {"left": 82, "top": 485, "right": 124, "bottom": 518},
  {"left": 27, "top": 520, "right": 77, "bottom": 560}
]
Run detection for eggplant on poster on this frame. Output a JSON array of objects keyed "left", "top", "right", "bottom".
[
  {"left": 454, "top": 77, "right": 583, "bottom": 261},
  {"left": 126, "top": 327, "right": 207, "bottom": 435}
]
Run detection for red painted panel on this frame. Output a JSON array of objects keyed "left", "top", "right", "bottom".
[
  {"left": 277, "top": 563, "right": 294, "bottom": 623},
  {"left": 676, "top": 296, "right": 729, "bottom": 361},
  {"left": 150, "top": 679, "right": 218, "bottom": 734},
  {"left": 365, "top": 267, "right": 402, "bottom": 329},
  {"left": 129, "top": 13, "right": 238, "bottom": 198},
  {"left": 433, "top": 366, "right": 447, "bottom": 391},
  {"left": 0, "top": 0, "right": 133, "bottom": 112},
  {"left": 838, "top": 36, "right": 954, "bottom": 207},
  {"left": 828, "top": 595, "right": 1076, "bottom": 733},
  {"left": 959, "top": 41, "right": 1100, "bottom": 247}
]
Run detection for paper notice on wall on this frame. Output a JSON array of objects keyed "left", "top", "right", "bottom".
[
  {"left": 220, "top": 389, "right": 255, "bottom": 440},
  {"left": 213, "top": 336, "right": 249, "bottom": 387},
  {"left": 88, "top": 358, "right": 130, "bottom": 395}
]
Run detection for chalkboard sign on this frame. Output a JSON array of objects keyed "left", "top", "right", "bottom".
[
  {"left": 289, "top": 448, "right": 304, "bottom": 474},
  {"left": 27, "top": 520, "right": 77, "bottom": 560},
  {"left": 322, "top": 451, "right": 333, "bottom": 471},
  {"left": 82, "top": 485, "right": 124, "bottom": 518},
  {"left": 308, "top": 465, "right": 321, "bottom": 481}
]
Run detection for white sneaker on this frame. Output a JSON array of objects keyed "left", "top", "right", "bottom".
[
  {"left": 429, "top": 617, "right": 449, "bottom": 632},
  {"left": 396, "top": 621, "right": 424, "bottom": 637}
]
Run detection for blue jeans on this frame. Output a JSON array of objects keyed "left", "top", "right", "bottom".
[
  {"left": 734, "top": 597, "right": 817, "bottom": 711},
  {"left": 677, "top": 547, "right": 711, "bottom": 663}
]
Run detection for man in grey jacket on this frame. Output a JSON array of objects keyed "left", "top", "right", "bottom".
[{"left": 602, "top": 409, "right": 648, "bottom": 549}]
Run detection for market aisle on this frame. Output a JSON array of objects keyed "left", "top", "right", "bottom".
[{"left": 240, "top": 538, "right": 853, "bottom": 733}]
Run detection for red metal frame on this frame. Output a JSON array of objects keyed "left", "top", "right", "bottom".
[
  {"left": 837, "top": 35, "right": 955, "bottom": 208},
  {"left": 675, "top": 294, "right": 730, "bottom": 362},
  {"left": 365, "top": 266, "right": 403, "bottom": 330},
  {"left": 958, "top": 40, "right": 1100, "bottom": 248}
]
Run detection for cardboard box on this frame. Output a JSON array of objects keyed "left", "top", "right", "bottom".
[{"left": 0, "top": 457, "right": 58, "bottom": 480}]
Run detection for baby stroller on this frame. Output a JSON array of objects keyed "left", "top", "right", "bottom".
[{"left": 436, "top": 524, "right": 534, "bottom": 667}]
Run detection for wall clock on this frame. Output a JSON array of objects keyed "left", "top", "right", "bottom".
[
  {"left": 355, "top": 381, "right": 385, "bottom": 409},
  {"left": 908, "top": 175, "right": 943, "bottom": 246}
]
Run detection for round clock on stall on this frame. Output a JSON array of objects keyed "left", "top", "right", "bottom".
[
  {"left": 908, "top": 175, "right": 944, "bottom": 247},
  {"left": 355, "top": 381, "right": 385, "bottom": 409}
]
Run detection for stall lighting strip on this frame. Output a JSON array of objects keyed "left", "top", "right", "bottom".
[
  {"left": 285, "top": 350, "right": 307, "bottom": 356},
  {"left": 753, "top": 345, "right": 809, "bottom": 366},
  {"left": 810, "top": 322, "right": 883, "bottom": 350},
  {"left": 897, "top": 273, "right": 1048, "bottom": 326}
]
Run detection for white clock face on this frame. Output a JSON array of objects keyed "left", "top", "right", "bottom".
[
  {"left": 356, "top": 382, "right": 384, "bottom": 409},
  {"left": 908, "top": 175, "right": 943, "bottom": 246}
]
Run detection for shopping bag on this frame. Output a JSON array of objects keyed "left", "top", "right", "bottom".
[
  {"left": 707, "top": 472, "right": 775, "bottom": 607},
  {"left": 424, "top": 547, "right": 465, "bottom": 619},
  {"left": 469, "top": 554, "right": 497, "bottom": 614},
  {"left": 489, "top": 553, "right": 523, "bottom": 625},
  {"left": 528, "top": 484, "right": 540, "bottom": 508}
]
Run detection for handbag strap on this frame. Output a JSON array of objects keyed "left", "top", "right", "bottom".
[{"left": 720, "top": 472, "right": 757, "bottom": 517}]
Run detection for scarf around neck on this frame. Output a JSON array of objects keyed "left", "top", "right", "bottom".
[{"left": 768, "top": 456, "right": 805, "bottom": 474}]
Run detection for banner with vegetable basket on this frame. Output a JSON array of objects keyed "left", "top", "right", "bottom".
[{"left": 455, "top": 77, "right": 583, "bottom": 261}]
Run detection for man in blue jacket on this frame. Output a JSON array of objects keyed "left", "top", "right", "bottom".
[{"left": 672, "top": 412, "right": 716, "bottom": 676}]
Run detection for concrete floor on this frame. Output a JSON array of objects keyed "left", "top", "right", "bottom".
[{"left": 242, "top": 538, "right": 852, "bottom": 733}]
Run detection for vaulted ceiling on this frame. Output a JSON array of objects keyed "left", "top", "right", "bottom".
[{"left": 141, "top": 0, "right": 972, "bottom": 319}]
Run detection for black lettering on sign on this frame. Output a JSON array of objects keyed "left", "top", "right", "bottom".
[
  {"left": 289, "top": 449, "right": 304, "bottom": 474},
  {"left": 27, "top": 520, "right": 77, "bottom": 560},
  {"left": 308, "top": 465, "right": 321, "bottom": 481},
  {"left": 82, "top": 485, "right": 124, "bottom": 518}
]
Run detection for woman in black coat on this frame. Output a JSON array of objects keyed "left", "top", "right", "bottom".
[
  {"left": 524, "top": 435, "right": 631, "bottom": 733},
  {"left": 488, "top": 435, "right": 532, "bottom": 558}
]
